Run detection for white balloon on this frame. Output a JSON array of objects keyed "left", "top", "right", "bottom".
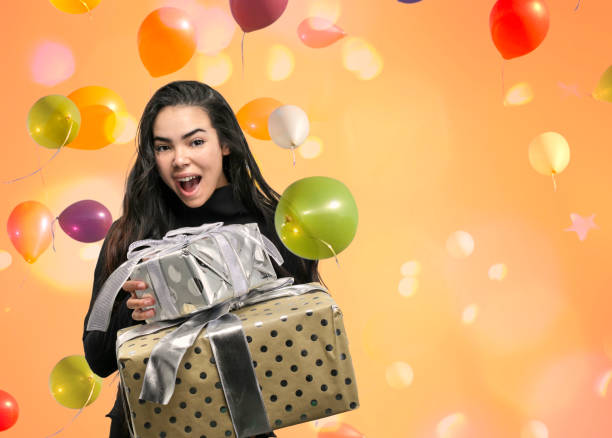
[{"left": 268, "top": 105, "right": 310, "bottom": 149}]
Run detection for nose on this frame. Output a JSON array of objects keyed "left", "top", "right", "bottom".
[{"left": 173, "top": 145, "right": 190, "bottom": 167}]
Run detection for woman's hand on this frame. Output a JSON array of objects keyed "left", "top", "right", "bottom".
[{"left": 123, "top": 280, "right": 156, "bottom": 321}]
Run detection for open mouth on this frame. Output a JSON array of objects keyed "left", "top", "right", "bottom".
[{"left": 177, "top": 176, "right": 201, "bottom": 196}]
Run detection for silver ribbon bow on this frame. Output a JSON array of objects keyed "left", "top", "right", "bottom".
[
  {"left": 116, "top": 278, "right": 327, "bottom": 438},
  {"left": 86, "top": 222, "right": 283, "bottom": 332}
]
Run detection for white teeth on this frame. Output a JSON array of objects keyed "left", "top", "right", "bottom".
[{"left": 177, "top": 176, "right": 198, "bottom": 182}]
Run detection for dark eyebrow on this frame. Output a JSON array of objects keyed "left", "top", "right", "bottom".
[{"left": 153, "top": 128, "right": 207, "bottom": 143}]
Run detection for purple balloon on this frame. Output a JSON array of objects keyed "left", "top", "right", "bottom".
[{"left": 58, "top": 200, "right": 112, "bottom": 243}]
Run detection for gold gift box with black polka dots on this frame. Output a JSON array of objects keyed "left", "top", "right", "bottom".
[{"left": 117, "top": 290, "right": 359, "bottom": 437}]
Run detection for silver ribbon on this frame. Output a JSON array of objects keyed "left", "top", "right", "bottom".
[
  {"left": 116, "top": 279, "right": 326, "bottom": 438},
  {"left": 87, "top": 222, "right": 283, "bottom": 332}
]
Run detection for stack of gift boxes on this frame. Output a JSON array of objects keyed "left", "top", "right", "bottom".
[{"left": 88, "top": 222, "right": 359, "bottom": 438}]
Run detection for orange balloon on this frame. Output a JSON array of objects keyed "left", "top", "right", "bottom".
[
  {"left": 7, "top": 201, "right": 54, "bottom": 264},
  {"left": 67, "top": 86, "right": 126, "bottom": 150},
  {"left": 49, "top": 0, "right": 101, "bottom": 14},
  {"left": 236, "top": 98, "right": 282, "bottom": 140},
  {"left": 138, "top": 8, "right": 197, "bottom": 77}
]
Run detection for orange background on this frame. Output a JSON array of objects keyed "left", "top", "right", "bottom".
[{"left": 1, "top": 0, "right": 611, "bottom": 437}]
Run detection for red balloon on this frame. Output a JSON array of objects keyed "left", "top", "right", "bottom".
[
  {"left": 298, "top": 17, "right": 346, "bottom": 48},
  {"left": 58, "top": 200, "right": 112, "bottom": 243},
  {"left": 0, "top": 390, "right": 19, "bottom": 431},
  {"left": 229, "top": 0, "right": 288, "bottom": 33},
  {"left": 489, "top": 0, "right": 549, "bottom": 60}
]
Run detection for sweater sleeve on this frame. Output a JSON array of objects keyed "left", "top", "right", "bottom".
[{"left": 82, "top": 222, "right": 144, "bottom": 378}]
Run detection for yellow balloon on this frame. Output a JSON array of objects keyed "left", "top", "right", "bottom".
[
  {"left": 528, "top": 131, "right": 570, "bottom": 176},
  {"left": 593, "top": 65, "right": 612, "bottom": 103},
  {"left": 27, "top": 95, "right": 81, "bottom": 149},
  {"left": 49, "top": 355, "right": 102, "bottom": 409},
  {"left": 49, "top": 0, "right": 101, "bottom": 14}
]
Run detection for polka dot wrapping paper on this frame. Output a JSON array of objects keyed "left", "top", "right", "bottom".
[{"left": 116, "top": 290, "right": 359, "bottom": 437}]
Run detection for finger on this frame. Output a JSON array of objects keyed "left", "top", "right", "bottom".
[
  {"left": 132, "top": 307, "right": 156, "bottom": 321},
  {"left": 126, "top": 296, "right": 155, "bottom": 310},
  {"left": 122, "top": 281, "right": 147, "bottom": 292}
]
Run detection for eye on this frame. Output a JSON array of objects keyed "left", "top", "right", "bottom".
[
  {"left": 154, "top": 144, "right": 170, "bottom": 152},
  {"left": 191, "top": 138, "right": 205, "bottom": 147}
]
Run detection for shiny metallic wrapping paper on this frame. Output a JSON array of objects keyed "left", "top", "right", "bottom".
[
  {"left": 130, "top": 222, "right": 278, "bottom": 323},
  {"left": 116, "top": 290, "right": 359, "bottom": 438}
]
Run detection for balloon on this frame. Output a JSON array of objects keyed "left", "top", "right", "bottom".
[
  {"left": 593, "top": 65, "right": 612, "bottom": 103},
  {"left": 489, "top": 0, "right": 549, "bottom": 60},
  {"left": 528, "top": 132, "right": 570, "bottom": 176},
  {"left": 49, "top": 0, "right": 101, "bottom": 14},
  {"left": 274, "top": 176, "right": 358, "bottom": 260},
  {"left": 138, "top": 8, "right": 197, "bottom": 77},
  {"left": 49, "top": 356, "right": 102, "bottom": 409},
  {"left": 236, "top": 97, "right": 282, "bottom": 140},
  {"left": 67, "top": 86, "right": 127, "bottom": 150},
  {"left": 318, "top": 422, "right": 364, "bottom": 438},
  {"left": 268, "top": 105, "right": 310, "bottom": 148},
  {"left": 229, "top": 0, "right": 288, "bottom": 33},
  {"left": 298, "top": 17, "right": 346, "bottom": 48},
  {"left": 27, "top": 95, "right": 81, "bottom": 149},
  {"left": 7, "top": 201, "right": 54, "bottom": 264},
  {"left": 58, "top": 200, "right": 112, "bottom": 243},
  {"left": 398, "top": 0, "right": 423, "bottom": 3},
  {"left": 0, "top": 390, "right": 18, "bottom": 431}
]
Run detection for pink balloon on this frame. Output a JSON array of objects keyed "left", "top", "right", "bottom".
[
  {"left": 298, "top": 17, "right": 346, "bottom": 48},
  {"left": 229, "top": 0, "right": 288, "bottom": 33}
]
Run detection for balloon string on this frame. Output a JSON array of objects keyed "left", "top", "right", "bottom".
[
  {"left": 290, "top": 145, "right": 296, "bottom": 167},
  {"left": 108, "top": 371, "right": 120, "bottom": 387},
  {"left": 44, "top": 377, "right": 96, "bottom": 438},
  {"left": 1, "top": 119, "right": 73, "bottom": 184},
  {"left": 552, "top": 172, "right": 557, "bottom": 193},
  {"left": 241, "top": 32, "right": 245, "bottom": 77},
  {"left": 318, "top": 238, "right": 340, "bottom": 267},
  {"left": 574, "top": 0, "right": 581, "bottom": 11},
  {"left": 51, "top": 217, "right": 58, "bottom": 253}
]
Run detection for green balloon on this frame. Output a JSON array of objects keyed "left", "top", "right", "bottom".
[
  {"left": 49, "top": 355, "right": 102, "bottom": 409},
  {"left": 27, "top": 95, "right": 81, "bottom": 149},
  {"left": 274, "top": 176, "right": 358, "bottom": 260},
  {"left": 593, "top": 65, "right": 612, "bottom": 103}
]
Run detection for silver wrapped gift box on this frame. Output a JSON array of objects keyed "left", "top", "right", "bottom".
[
  {"left": 131, "top": 222, "right": 282, "bottom": 322},
  {"left": 86, "top": 222, "right": 284, "bottom": 331}
]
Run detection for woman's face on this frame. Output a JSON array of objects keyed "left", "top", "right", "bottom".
[{"left": 153, "top": 105, "right": 230, "bottom": 208}]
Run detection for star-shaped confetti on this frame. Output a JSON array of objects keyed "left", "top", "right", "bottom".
[{"left": 564, "top": 213, "right": 599, "bottom": 241}]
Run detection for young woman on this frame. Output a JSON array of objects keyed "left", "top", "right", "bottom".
[{"left": 82, "top": 81, "right": 324, "bottom": 438}]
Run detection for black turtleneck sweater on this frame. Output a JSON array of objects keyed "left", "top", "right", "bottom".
[{"left": 82, "top": 184, "right": 308, "bottom": 432}]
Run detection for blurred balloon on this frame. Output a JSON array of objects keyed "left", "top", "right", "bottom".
[
  {"left": 267, "top": 44, "right": 295, "bottom": 81},
  {"left": 528, "top": 132, "right": 570, "bottom": 176},
  {"left": 195, "top": 7, "right": 236, "bottom": 55},
  {"left": 593, "top": 65, "right": 612, "bottom": 103},
  {"left": 398, "top": 0, "right": 423, "bottom": 2},
  {"left": 446, "top": 230, "right": 474, "bottom": 259},
  {"left": 298, "top": 17, "right": 346, "bottom": 48},
  {"left": 268, "top": 104, "right": 310, "bottom": 148},
  {"left": 0, "top": 390, "right": 18, "bottom": 431},
  {"left": 58, "top": 200, "right": 112, "bottom": 243},
  {"left": 49, "top": 0, "right": 101, "bottom": 14},
  {"left": 318, "top": 422, "right": 364, "bottom": 438},
  {"left": 27, "top": 95, "right": 81, "bottom": 149},
  {"left": 229, "top": 0, "right": 288, "bottom": 33},
  {"left": 67, "top": 86, "right": 127, "bottom": 150},
  {"left": 236, "top": 97, "right": 282, "bottom": 140},
  {"left": 31, "top": 41, "right": 75, "bottom": 86},
  {"left": 489, "top": 0, "right": 549, "bottom": 60},
  {"left": 49, "top": 355, "right": 102, "bottom": 409},
  {"left": 138, "top": 7, "right": 197, "bottom": 77},
  {"left": 112, "top": 111, "right": 138, "bottom": 144},
  {"left": 7, "top": 201, "right": 54, "bottom": 264},
  {"left": 274, "top": 176, "right": 358, "bottom": 260}
]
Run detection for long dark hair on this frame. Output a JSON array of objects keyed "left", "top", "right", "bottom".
[{"left": 101, "top": 81, "right": 323, "bottom": 288}]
